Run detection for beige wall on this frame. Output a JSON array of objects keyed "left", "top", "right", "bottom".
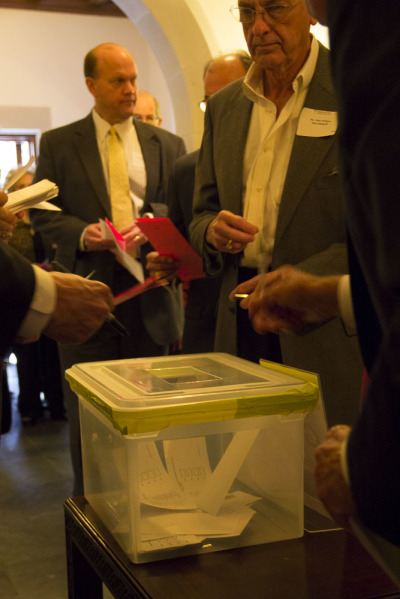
[
  {"left": 0, "top": 3, "right": 329, "bottom": 152},
  {"left": 0, "top": 8, "right": 176, "bottom": 138}
]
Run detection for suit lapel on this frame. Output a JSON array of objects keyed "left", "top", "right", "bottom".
[
  {"left": 73, "top": 114, "right": 111, "bottom": 216},
  {"left": 134, "top": 120, "right": 160, "bottom": 208},
  {"left": 218, "top": 88, "right": 253, "bottom": 215},
  {"left": 275, "top": 45, "right": 337, "bottom": 246}
]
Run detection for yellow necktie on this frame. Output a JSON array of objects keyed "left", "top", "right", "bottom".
[{"left": 108, "top": 126, "right": 134, "bottom": 230}]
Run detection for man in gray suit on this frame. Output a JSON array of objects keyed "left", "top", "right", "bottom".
[
  {"left": 147, "top": 52, "right": 252, "bottom": 353},
  {"left": 31, "top": 43, "right": 186, "bottom": 494},
  {"left": 189, "top": 1, "right": 363, "bottom": 427}
]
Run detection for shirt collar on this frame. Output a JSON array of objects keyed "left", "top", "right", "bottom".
[
  {"left": 91, "top": 108, "right": 133, "bottom": 141},
  {"left": 243, "top": 35, "right": 320, "bottom": 104}
]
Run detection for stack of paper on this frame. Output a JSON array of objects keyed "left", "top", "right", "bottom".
[{"left": 7, "top": 179, "right": 60, "bottom": 214}]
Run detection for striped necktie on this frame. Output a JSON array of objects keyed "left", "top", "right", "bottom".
[{"left": 108, "top": 126, "right": 134, "bottom": 230}]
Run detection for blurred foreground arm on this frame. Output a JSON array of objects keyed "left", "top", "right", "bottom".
[{"left": 315, "top": 425, "right": 356, "bottom": 529}]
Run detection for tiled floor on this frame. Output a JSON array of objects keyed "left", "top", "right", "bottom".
[{"left": 0, "top": 361, "right": 72, "bottom": 599}]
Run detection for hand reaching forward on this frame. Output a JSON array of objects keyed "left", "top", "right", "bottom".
[{"left": 230, "top": 265, "right": 341, "bottom": 334}]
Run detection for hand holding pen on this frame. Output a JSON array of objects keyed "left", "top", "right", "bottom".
[
  {"left": 40, "top": 272, "right": 115, "bottom": 345},
  {"left": 51, "top": 261, "right": 129, "bottom": 337}
]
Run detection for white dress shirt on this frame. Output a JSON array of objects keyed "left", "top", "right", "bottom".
[
  {"left": 92, "top": 108, "right": 146, "bottom": 218},
  {"left": 241, "top": 35, "right": 319, "bottom": 268}
]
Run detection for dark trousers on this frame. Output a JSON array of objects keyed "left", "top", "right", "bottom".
[{"left": 12, "top": 336, "right": 65, "bottom": 419}]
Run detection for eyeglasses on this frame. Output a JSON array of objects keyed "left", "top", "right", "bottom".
[
  {"left": 134, "top": 114, "right": 160, "bottom": 125},
  {"left": 230, "top": 2, "right": 301, "bottom": 24}
]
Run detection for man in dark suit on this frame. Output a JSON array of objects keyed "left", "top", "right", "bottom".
[
  {"left": 0, "top": 190, "right": 114, "bottom": 432},
  {"left": 31, "top": 43, "right": 186, "bottom": 494},
  {"left": 236, "top": 0, "right": 400, "bottom": 575},
  {"left": 311, "top": 0, "right": 400, "bottom": 557},
  {"left": 189, "top": 2, "right": 363, "bottom": 427},
  {"left": 148, "top": 52, "right": 252, "bottom": 354}
]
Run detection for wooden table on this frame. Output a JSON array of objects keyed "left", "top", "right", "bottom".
[{"left": 64, "top": 497, "right": 400, "bottom": 599}]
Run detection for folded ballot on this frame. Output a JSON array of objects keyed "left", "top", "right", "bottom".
[{"left": 6, "top": 179, "right": 60, "bottom": 214}]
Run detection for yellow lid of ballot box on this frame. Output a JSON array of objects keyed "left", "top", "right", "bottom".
[{"left": 66, "top": 353, "right": 318, "bottom": 435}]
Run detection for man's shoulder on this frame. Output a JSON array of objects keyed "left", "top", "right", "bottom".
[
  {"left": 313, "top": 42, "right": 335, "bottom": 90},
  {"left": 212, "top": 77, "right": 244, "bottom": 103},
  {"left": 40, "top": 114, "right": 93, "bottom": 141},
  {"left": 207, "top": 77, "right": 249, "bottom": 115},
  {"left": 136, "top": 120, "right": 183, "bottom": 145}
]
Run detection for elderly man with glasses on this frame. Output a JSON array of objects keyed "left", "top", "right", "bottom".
[
  {"left": 189, "top": 0, "right": 364, "bottom": 428},
  {"left": 134, "top": 90, "right": 162, "bottom": 127}
]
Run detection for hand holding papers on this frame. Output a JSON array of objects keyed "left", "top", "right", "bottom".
[
  {"left": 137, "top": 217, "right": 205, "bottom": 281},
  {"left": 100, "top": 218, "right": 144, "bottom": 282},
  {"left": 6, "top": 179, "right": 60, "bottom": 214}
]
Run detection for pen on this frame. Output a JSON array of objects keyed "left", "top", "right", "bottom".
[
  {"left": 105, "top": 313, "right": 130, "bottom": 337},
  {"left": 51, "top": 261, "right": 129, "bottom": 337}
]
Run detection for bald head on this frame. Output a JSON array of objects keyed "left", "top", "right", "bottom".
[
  {"left": 203, "top": 53, "right": 251, "bottom": 99},
  {"left": 84, "top": 43, "right": 134, "bottom": 78},
  {"left": 84, "top": 43, "right": 138, "bottom": 124}
]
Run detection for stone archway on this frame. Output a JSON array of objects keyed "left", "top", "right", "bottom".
[{"left": 113, "top": 0, "right": 245, "bottom": 148}]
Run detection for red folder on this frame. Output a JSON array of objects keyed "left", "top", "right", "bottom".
[{"left": 137, "top": 217, "right": 205, "bottom": 281}]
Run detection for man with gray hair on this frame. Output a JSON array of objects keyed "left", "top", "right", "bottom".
[{"left": 189, "top": 2, "right": 364, "bottom": 427}]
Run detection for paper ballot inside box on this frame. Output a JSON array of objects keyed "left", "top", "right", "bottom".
[{"left": 136, "top": 436, "right": 262, "bottom": 552}]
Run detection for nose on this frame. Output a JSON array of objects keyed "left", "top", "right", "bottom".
[
  {"left": 124, "top": 80, "right": 136, "bottom": 95},
  {"left": 250, "top": 10, "right": 273, "bottom": 35}
]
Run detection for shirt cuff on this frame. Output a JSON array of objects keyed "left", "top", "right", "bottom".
[
  {"left": 337, "top": 274, "right": 357, "bottom": 334},
  {"left": 17, "top": 265, "right": 57, "bottom": 339}
]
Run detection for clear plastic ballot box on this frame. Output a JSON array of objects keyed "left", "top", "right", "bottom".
[{"left": 66, "top": 353, "right": 319, "bottom": 563}]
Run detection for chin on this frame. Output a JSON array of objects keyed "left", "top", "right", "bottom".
[{"left": 120, "top": 111, "right": 134, "bottom": 121}]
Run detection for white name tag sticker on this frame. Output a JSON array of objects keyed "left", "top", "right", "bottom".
[{"left": 297, "top": 108, "right": 338, "bottom": 137}]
